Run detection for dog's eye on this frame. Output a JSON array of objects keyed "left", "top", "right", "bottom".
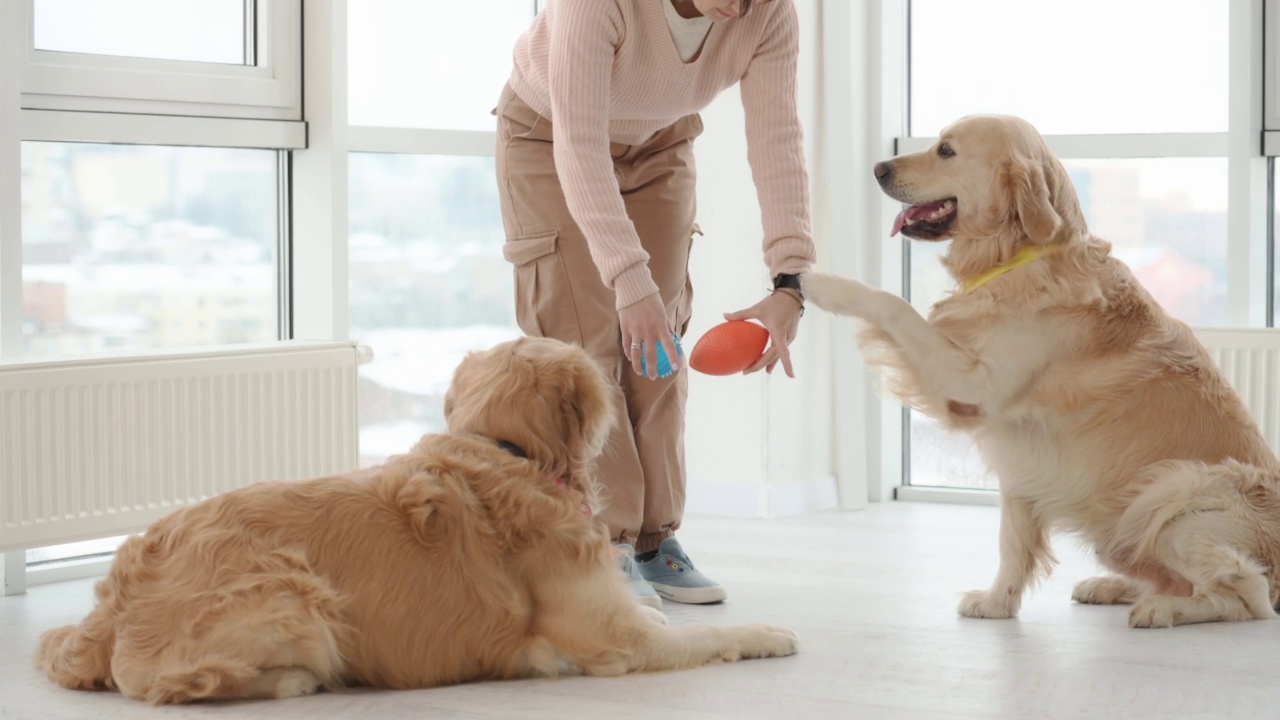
[{"left": 938, "top": 143, "right": 955, "bottom": 158}]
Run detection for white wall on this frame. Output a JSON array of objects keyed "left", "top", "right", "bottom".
[{"left": 683, "top": 0, "right": 839, "bottom": 518}]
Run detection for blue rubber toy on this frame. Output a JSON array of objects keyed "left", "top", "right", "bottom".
[{"left": 640, "top": 334, "right": 684, "bottom": 379}]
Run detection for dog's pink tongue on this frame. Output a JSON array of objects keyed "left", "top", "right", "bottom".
[
  {"left": 891, "top": 208, "right": 910, "bottom": 237},
  {"left": 890, "top": 208, "right": 911, "bottom": 237},
  {"left": 891, "top": 201, "right": 950, "bottom": 237}
]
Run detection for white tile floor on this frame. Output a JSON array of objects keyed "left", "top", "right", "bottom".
[{"left": 2, "top": 502, "right": 1276, "bottom": 719}]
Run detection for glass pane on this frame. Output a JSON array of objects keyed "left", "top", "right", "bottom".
[
  {"left": 34, "top": 0, "right": 247, "bottom": 65},
  {"left": 22, "top": 142, "right": 279, "bottom": 358},
  {"left": 349, "top": 153, "right": 521, "bottom": 466},
  {"left": 910, "top": 0, "right": 1227, "bottom": 136},
  {"left": 907, "top": 157, "right": 1228, "bottom": 489},
  {"left": 348, "top": 0, "right": 536, "bottom": 130}
]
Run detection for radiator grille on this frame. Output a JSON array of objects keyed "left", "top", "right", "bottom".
[
  {"left": 1198, "top": 329, "right": 1280, "bottom": 453},
  {"left": 0, "top": 342, "right": 362, "bottom": 552}
]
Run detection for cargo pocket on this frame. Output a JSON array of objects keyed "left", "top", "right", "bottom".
[
  {"left": 502, "top": 231, "right": 574, "bottom": 342},
  {"left": 676, "top": 223, "right": 702, "bottom": 338}
]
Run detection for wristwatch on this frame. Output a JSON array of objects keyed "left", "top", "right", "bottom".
[
  {"left": 772, "top": 273, "right": 802, "bottom": 296},
  {"left": 771, "top": 272, "right": 804, "bottom": 315}
]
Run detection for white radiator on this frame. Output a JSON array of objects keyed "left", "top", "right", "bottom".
[
  {"left": 1196, "top": 328, "right": 1280, "bottom": 454},
  {"left": 0, "top": 341, "right": 369, "bottom": 554}
]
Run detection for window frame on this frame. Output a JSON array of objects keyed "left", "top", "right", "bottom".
[
  {"left": 1, "top": 0, "right": 306, "bottom": 361},
  {"left": 18, "top": 0, "right": 302, "bottom": 121},
  {"left": 4, "top": 0, "right": 545, "bottom": 590},
  {"left": 295, "top": 0, "right": 539, "bottom": 472},
  {"left": 292, "top": 0, "right": 539, "bottom": 340},
  {"left": 0, "top": 0, "right": 304, "bottom": 588},
  {"left": 1264, "top": 0, "right": 1280, "bottom": 135}
]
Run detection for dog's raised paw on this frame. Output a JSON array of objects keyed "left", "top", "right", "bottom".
[
  {"left": 799, "top": 272, "right": 866, "bottom": 314},
  {"left": 957, "top": 589, "right": 1018, "bottom": 619}
]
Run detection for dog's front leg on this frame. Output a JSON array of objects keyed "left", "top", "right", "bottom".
[
  {"left": 531, "top": 565, "right": 797, "bottom": 677},
  {"left": 959, "top": 495, "right": 1056, "bottom": 619},
  {"left": 802, "top": 272, "right": 986, "bottom": 407}
]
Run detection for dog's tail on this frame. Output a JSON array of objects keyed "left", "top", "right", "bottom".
[{"left": 35, "top": 612, "right": 116, "bottom": 691}]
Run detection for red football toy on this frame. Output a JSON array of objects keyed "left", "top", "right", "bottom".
[{"left": 688, "top": 320, "right": 770, "bottom": 376}]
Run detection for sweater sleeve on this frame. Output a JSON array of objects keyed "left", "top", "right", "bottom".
[
  {"left": 738, "top": 0, "right": 817, "bottom": 279},
  {"left": 547, "top": 0, "right": 659, "bottom": 309}
]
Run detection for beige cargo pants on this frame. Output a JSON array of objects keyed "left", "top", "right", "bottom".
[{"left": 494, "top": 83, "right": 702, "bottom": 553}]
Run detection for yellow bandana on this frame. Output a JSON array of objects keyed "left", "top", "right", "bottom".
[{"left": 961, "top": 244, "right": 1061, "bottom": 294}]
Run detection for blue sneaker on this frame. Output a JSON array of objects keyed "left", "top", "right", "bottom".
[
  {"left": 636, "top": 537, "right": 727, "bottom": 604},
  {"left": 616, "top": 544, "right": 663, "bottom": 610}
]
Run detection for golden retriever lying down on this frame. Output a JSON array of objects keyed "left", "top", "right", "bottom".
[
  {"left": 35, "top": 337, "right": 797, "bottom": 704},
  {"left": 803, "top": 114, "right": 1280, "bottom": 629}
]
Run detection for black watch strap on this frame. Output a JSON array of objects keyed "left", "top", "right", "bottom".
[
  {"left": 771, "top": 273, "right": 804, "bottom": 316},
  {"left": 772, "top": 273, "right": 802, "bottom": 293}
]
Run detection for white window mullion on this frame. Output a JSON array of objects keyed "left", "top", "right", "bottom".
[
  {"left": 19, "top": 109, "right": 305, "bottom": 149},
  {"left": 244, "top": 0, "right": 259, "bottom": 67},
  {"left": 346, "top": 127, "right": 495, "bottom": 157},
  {"left": 1, "top": 0, "right": 26, "bottom": 594},
  {"left": 20, "top": 0, "right": 300, "bottom": 121},
  {"left": 817, "top": 0, "right": 908, "bottom": 508},
  {"left": 1227, "top": 0, "right": 1269, "bottom": 328},
  {"left": 291, "top": 0, "right": 349, "bottom": 342},
  {"left": 870, "top": 0, "right": 909, "bottom": 503},
  {"left": 1265, "top": 0, "right": 1280, "bottom": 132},
  {"left": 1, "top": 0, "right": 23, "bottom": 360}
]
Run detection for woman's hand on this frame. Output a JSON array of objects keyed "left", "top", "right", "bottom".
[
  {"left": 619, "top": 293, "right": 679, "bottom": 380},
  {"left": 724, "top": 289, "right": 804, "bottom": 377}
]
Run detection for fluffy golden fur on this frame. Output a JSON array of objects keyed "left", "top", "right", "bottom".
[
  {"left": 35, "top": 336, "right": 797, "bottom": 704},
  {"left": 803, "top": 115, "right": 1280, "bottom": 628}
]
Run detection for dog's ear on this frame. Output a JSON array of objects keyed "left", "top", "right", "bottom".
[
  {"left": 1002, "top": 154, "right": 1063, "bottom": 244},
  {"left": 555, "top": 355, "right": 614, "bottom": 468}
]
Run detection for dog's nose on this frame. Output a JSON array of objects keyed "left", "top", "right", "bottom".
[{"left": 873, "top": 161, "right": 893, "bottom": 186}]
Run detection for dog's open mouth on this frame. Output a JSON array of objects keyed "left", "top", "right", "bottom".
[{"left": 891, "top": 198, "right": 957, "bottom": 239}]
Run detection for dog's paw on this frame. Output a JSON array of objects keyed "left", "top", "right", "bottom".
[
  {"left": 729, "top": 624, "right": 799, "bottom": 661},
  {"left": 248, "top": 667, "right": 322, "bottom": 700},
  {"left": 637, "top": 604, "right": 669, "bottom": 625},
  {"left": 1128, "top": 596, "right": 1181, "bottom": 628},
  {"left": 1073, "top": 575, "right": 1143, "bottom": 605},
  {"left": 957, "top": 589, "right": 1019, "bottom": 619}
]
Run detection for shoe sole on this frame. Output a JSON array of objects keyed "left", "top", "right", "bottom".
[{"left": 650, "top": 582, "right": 727, "bottom": 604}]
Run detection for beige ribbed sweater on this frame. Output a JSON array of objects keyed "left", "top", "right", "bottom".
[{"left": 508, "top": 0, "right": 816, "bottom": 309}]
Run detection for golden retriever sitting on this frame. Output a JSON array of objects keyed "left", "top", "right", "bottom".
[
  {"left": 35, "top": 336, "right": 798, "bottom": 704},
  {"left": 802, "top": 114, "right": 1280, "bottom": 628}
]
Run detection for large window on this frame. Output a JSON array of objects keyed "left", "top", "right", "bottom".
[
  {"left": 2, "top": 0, "right": 301, "bottom": 571},
  {"left": 902, "top": 1, "right": 1260, "bottom": 492},
  {"left": 348, "top": 154, "right": 519, "bottom": 465},
  {"left": 345, "top": 0, "right": 538, "bottom": 465}
]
